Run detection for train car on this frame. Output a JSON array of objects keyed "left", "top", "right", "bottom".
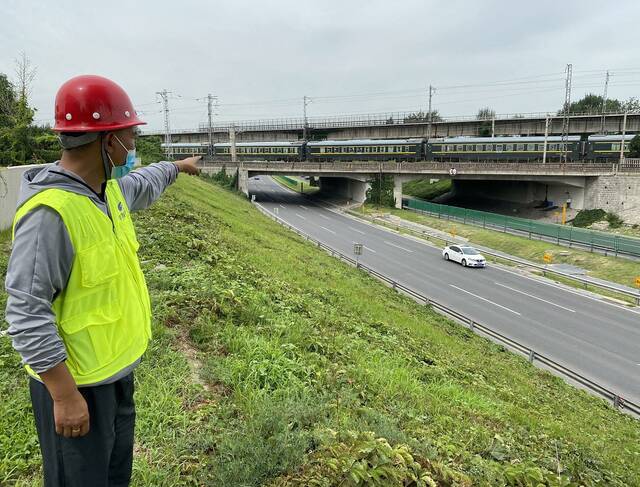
[
  {"left": 213, "top": 141, "right": 304, "bottom": 161},
  {"left": 426, "top": 136, "right": 582, "bottom": 162},
  {"left": 306, "top": 138, "right": 424, "bottom": 162},
  {"left": 586, "top": 134, "right": 636, "bottom": 160},
  {"left": 161, "top": 142, "right": 209, "bottom": 156}
]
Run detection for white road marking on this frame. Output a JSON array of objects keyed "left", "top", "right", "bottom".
[
  {"left": 279, "top": 205, "right": 286, "bottom": 209},
  {"left": 494, "top": 282, "right": 576, "bottom": 313},
  {"left": 493, "top": 263, "right": 640, "bottom": 317},
  {"left": 383, "top": 240, "right": 414, "bottom": 253},
  {"left": 350, "top": 227, "right": 366, "bottom": 235},
  {"left": 320, "top": 226, "right": 336, "bottom": 234},
  {"left": 363, "top": 245, "right": 377, "bottom": 253},
  {"left": 449, "top": 284, "right": 521, "bottom": 316},
  {"left": 295, "top": 213, "right": 307, "bottom": 220},
  {"left": 318, "top": 213, "right": 331, "bottom": 220},
  {"left": 299, "top": 205, "right": 308, "bottom": 210}
]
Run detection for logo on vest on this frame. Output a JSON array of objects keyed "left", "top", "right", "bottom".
[{"left": 117, "top": 201, "right": 126, "bottom": 220}]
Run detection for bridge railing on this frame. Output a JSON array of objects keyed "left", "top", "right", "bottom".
[
  {"left": 253, "top": 202, "right": 640, "bottom": 417},
  {"left": 140, "top": 110, "right": 639, "bottom": 135},
  {"left": 199, "top": 159, "right": 617, "bottom": 174}
]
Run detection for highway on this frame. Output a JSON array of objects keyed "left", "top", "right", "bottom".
[{"left": 248, "top": 176, "right": 640, "bottom": 405}]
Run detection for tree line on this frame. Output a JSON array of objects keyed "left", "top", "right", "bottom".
[{"left": 0, "top": 54, "right": 59, "bottom": 166}]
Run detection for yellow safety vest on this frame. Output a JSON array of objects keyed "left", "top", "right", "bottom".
[{"left": 12, "top": 179, "right": 152, "bottom": 385}]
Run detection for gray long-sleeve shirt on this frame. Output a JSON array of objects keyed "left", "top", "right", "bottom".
[{"left": 4, "top": 161, "right": 178, "bottom": 385}]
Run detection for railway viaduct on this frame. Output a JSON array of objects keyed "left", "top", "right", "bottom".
[
  {"left": 144, "top": 112, "right": 640, "bottom": 143},
  {"left": 199, "top": 160, "right": 640, "bottom": 221}
]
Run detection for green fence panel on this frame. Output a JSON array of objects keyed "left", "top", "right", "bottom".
[{"left": 403, "top": 199, "right": 640, "bottom": 257}]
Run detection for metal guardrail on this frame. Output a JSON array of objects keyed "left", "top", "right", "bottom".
[
  {"left": 141, "top": 110, "right": 640, "bottom": 135},
  {"left": 253, "top": 202, "right": 640, "bottom": 417},
  {"left": 357, "top": 211, "right": 640, "bottom": 305},
  {"left": 404, "top": 199, "right": 640, "bottom": 260}
]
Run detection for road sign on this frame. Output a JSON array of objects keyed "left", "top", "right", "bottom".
[
  {"left": 635, "top": 276, "right": 640, "bottom": 288},
  {"left": 543, "top": 252, "right": 553, "bottom": 264},
  {"left": 450, "top": 227, "right": 457, "bottom": 238},
  {"left": 353, "top": 243, "right": 363, "bottom": 256}
]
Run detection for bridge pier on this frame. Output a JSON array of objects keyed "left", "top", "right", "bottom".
[
  {"left": 393, "top": 175, "right": 423, "bottom": 209},
  {"left": 237, "top": 168, "right": 249, "bottom": 197}
]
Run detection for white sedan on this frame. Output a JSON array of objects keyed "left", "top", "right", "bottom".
[{"left": 442, "top": 245, "right": 486, "bottom": 267}]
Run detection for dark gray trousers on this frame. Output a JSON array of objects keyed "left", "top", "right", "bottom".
[{"left": 29, "top": 372, "right": 136, "bottom": 487}]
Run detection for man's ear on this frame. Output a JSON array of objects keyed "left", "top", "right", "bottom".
[{"left": 103, "top": 132, "right": 116, "bottom": 154}]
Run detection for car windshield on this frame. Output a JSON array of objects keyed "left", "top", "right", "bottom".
[{"left": 460, "top": 247, "right": 479, "bottom": 255}]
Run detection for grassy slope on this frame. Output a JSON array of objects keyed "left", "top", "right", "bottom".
[
  {"left": 360, "top": 205, "right": 640, "bottom": 291},
  {"left": 1, "top": 177, "right": 639, "bottom": 486},
  {"left": 403, "top": 178, "right": 452, "bottom": 200}
]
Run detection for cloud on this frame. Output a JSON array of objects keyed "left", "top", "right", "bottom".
[{"left": 1, "top": 0, "right": 639, "bottom": 130}]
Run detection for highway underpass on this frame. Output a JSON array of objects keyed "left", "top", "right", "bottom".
[{"left": 248, "top": 175, "right": 640, "bottom": 406}]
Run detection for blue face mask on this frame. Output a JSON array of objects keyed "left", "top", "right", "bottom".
[{"left": 109, "top": 135, "right": 136, "bottom": 179}]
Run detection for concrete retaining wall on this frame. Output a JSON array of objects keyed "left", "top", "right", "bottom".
[
  {"left": 584, "top": 174, "right": 640, "bottom": 224},
  {"left": 0, "top": 164, "right": 42, "bottom": 232}
]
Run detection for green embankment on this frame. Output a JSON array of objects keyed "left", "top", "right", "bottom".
[
  {"left": 359, "top": 205, "right": 640, "bottom": 291},
  {"left": 1, "top": 177, "right": 639, "bottom": 486},
  {"left": 403, "top": 178, "right": 452, "bottom": 200},
  {"left": 273, "top": 175, "right": 319, "bottom": 194}
]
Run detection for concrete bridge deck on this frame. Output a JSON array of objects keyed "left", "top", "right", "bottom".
[
  {"left": 147, "top": 112, "right": 640, "bottom": 143},
  {"left": 199, "top": 159, "right": 640, "bottom": 218}
]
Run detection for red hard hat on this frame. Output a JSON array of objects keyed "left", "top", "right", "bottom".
[{"left": 53, "top": 75, "right": 146, "bottom": 132}]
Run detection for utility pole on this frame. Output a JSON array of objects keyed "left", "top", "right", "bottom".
[
  {"left": 619, "top": 111, "right": 628, "bottom": 164},
  {"left": 156, "top": 89, "right": 172, "bottom": 159},
  {"left": 427, "top": 85, "right": 435, "bottom": 139},
  {"left": 303, "top": 95, "right": 310, "bottom": 140},
  {"left": 561, "top": 64, "right": 573, "bottom": 164},
  {"left": 229, "top": 125, "right": 237, "bottom": 163},
  {"left": 206, "top": 93, "right": 218, "bottom": 156},
  {"left": 491, "top": 116, "right": 495, "bottom": 138},
  {"left": 600, "top": 70, "right": 610, "bottom": 134},
  {"left": 542, "top": 114, "right": 550, "bottom": 165}
]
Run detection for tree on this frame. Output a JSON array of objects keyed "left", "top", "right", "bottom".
[
  {"left": 403, "top": 110, "right": 442, "bottom": 123},
  {"left": 366, "top": 174, "right": 395, "bottom": 207},
  {"left": 557, "top": 93, "right": 625, "bottom": 115},
  {"left": 629, "top": 134, "right": 640, "bottom": 158},
  {"left": 0, "top": 53, "right": 59, "bottom": 166},
  {"left": 622, "top": 97, "right": 640, "bottom": 113},
  {"left": 476, "top": 107, "right": 495, "bottom": 121},
  {"left": 136, "top": 135, "right": 164, "bottom": 164},
  {"left": 0, "top": 74, "right": 17, "bottom": 128},
  {"left": 476, "top": 107, "right": 495, "bottom": 136}
]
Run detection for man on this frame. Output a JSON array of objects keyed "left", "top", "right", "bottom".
[{"left": 4, "top": 75, "right": 200, "bottom": 486}]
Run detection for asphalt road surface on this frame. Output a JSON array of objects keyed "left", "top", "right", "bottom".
[{"left": 248, "top": 176, "right": 640, "bottom": 405}]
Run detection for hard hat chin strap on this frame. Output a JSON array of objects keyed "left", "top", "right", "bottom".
[{"left": 100, "top": 134, "right": 113, "bottom": 181}]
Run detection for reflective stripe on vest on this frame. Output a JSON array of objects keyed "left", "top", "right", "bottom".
[{"left": 12, "top": 179, "right": 152, "bottom": 385}]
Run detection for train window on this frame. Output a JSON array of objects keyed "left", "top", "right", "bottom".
[
  {"left": 612, "top": 143, "right": 620, "bottom": 151},
  {"left": 506, "top": 144, "right": 513, "bottom": 151},
  {"left": 517, "top": 144, "right": 524, "bottom": 151},
  {"left": 527, "top": 144, "right": 534, "bottom": 151},
  {"left": 456, "top": 145, "right": 463, "bottom": 151},
  {"left": 496, "top": 144, "right": 503, "bottom": 152}
]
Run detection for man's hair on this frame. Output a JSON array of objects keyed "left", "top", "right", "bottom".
[{"left": 58, "top": 132, "right": 101, "bottom": 150}]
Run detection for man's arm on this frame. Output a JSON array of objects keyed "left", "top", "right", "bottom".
[
  {"left": 5, "top": 207, "right": 89, "bottom": 438},
  {"left": 118, "top": 157, "right": 201, "bottom": 212}
]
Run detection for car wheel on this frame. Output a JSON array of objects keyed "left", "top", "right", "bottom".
[
  {"left": 461, "top": 259, "right": 467, "bottom": 267},
  {"left": 444, "top": 253, "right": 449, "bottom": 261}
]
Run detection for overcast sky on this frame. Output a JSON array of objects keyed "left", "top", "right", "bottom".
[{"left": 3, "top": 0, "right": 640, "bottom": 131}]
